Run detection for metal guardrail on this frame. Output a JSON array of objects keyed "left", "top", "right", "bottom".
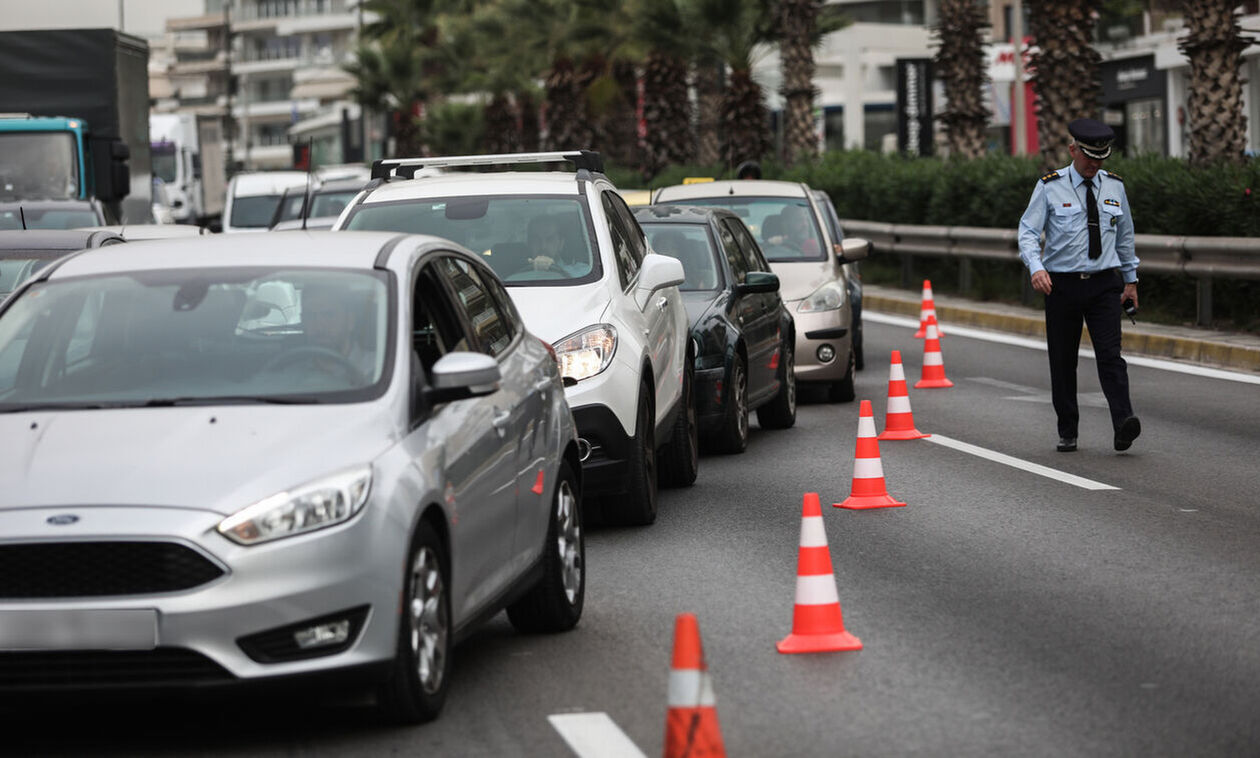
[{"left": 841, "top": 220, "right": 1260, "bottom": 326}]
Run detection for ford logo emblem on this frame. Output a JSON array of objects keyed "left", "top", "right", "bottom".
[{"left": 46, "top": 514, "right": 79, "bottom": 526}]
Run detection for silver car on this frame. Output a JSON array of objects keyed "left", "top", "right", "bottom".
[{"left": 0, "top": 232, "right": 585, "bottom": 723}]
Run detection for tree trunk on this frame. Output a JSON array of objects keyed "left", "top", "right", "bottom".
[
  {"left": 1178, "top": 0, "right": 1254, "bottom": 166},
  {"left": 722, "top": 69, "right": 770, "bottom": 168},
  {"left": 483, "top": 92, "right": 519, "bottom": 154},
  {"left": 518, "top": 91, "right": 541, "bottom": 153},
  {"left": 934, "top": 0, "right": 991, "bottom": 158},
  {"left": 544, "top": 57, "right": 590, "bottom": 150},
  {"left": 778, "top": 0, "right": 820, "bottom": 166},
  {"left": 693, "top": 59, "right": 724, "bottom": 166},
  {"left": 642, "top": 51, "right": 693, "bottom": 178},
  {"left": 1026, "top": 0, "right": 1101, "bottom": 168}
]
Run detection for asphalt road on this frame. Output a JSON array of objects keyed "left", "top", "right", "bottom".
[{"left": 8, "top": 314, "right": 1260, "bottom": 757}]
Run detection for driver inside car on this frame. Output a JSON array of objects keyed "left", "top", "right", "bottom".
[
  {"left": 299, "top": 284, "right": 375, "bottom": 384},
  {"left": 526, "top": 215, "right": 585, "bottom": 276}
]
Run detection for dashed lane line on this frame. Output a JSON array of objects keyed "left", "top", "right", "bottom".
[
  {"left": 549, "top": 712, "right": 648, "bottom": 758},
  {"left": 925, "top": 433, "right": 1119, "bottom": 491},
  {"left": 864, "top": 311, "right": 1260, "bottom": 386}
]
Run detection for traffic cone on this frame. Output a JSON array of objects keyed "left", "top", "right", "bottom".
[
  {"left": 664, "top": 613, "right": 726, "bottom": 758},
  {"left": 778, "top": 493, "right": 863, "bottom": 654},
  {"left": 914, "top": 315, "right": 953, "bottom": 389},
  {"left": 913, "top": 279, "right": 943, "bottom": 338},
  {"left": 835, "top": 401, "right": 907, "bottom": 510},
  {"left": 878, "top": 350, "right": 930, "bottom": 440}
]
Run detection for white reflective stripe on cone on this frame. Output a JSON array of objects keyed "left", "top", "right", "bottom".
[
  {"left": 887, "top": 395, "right": 912, "bottom": 413},
  {"left": 667, "top": 669, "right": 718, "bottom": 707},
  {"left": 925, "top": 326, "right": 940, "bottom": 339},
  {"left": 889, "top": 363, "right": 906, "bottom": 381},
  {"left": 853, "top": 457, "right": 885, "bottom": 479},
  {"left": 799, "top": 515, "right": 828, "bottom": 548},
  {"left": 857, "top": 415, "right": 877, "bottom": 437},
  {"left": 923, "top": 353, "right": 943, "bottom": 366},
  {"left": 794, "top": 573, "right": 841, "bottom": 605}
]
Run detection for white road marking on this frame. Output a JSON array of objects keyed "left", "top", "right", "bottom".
[
  {"left": 549, "top": 712, "right": 648, "bottom": 758},
  {"left": 925, "top": 434, "right": 1119, "bottom": 491},
  {"left": 865, "top": 311, "right": 1260, "bottom": 385},
  {"left": 966, "top": 377, "right": 1108, "bottom": 407}
]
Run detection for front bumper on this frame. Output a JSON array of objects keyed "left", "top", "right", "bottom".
[
  {"left": 0, "top": 504, "right": 405, "bottom": 690},
  {"left": 790, "top": 305, "right": 854, "bottom": 383}
]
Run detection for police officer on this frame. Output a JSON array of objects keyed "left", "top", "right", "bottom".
[{"left": 1018, "top": 118, "right": 1141, "bottom": 453}]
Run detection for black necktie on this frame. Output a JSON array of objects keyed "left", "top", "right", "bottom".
[{"left": 1085, "top": 180, "right": 1102, "bottom": 259}]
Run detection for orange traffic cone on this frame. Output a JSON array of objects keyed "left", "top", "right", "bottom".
[
  {"left": 835, "top": 400, "right": 907, "bottom": 510},
  {"left": 914, "top": 315, "right": 953, "bottom": 389},
  {"left": 878, "top": 350, "right": 930, "bottom": 440},
  {"left": 913, "top": 279, "right": 944, "bottom": 339},
  {"left": 778, "top": 493, "right": 863, "bottom": 654},
  {"left": 665, "top": 613, "right": 726, "bottom": 758}
]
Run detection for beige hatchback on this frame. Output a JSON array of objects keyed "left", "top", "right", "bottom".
[{"left": 653, "top": 179, "right": 870, "bottom": 401}]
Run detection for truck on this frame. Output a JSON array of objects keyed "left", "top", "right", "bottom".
[
  {"left": 0, "top": 28, "right": 151, "bottom": 224},
  {"left": 150, "top": 113, "right": 226, "bottom": 226}
]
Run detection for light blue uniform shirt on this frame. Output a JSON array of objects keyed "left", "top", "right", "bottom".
[{"left": 1018, "top": 164, "right": 1139, "bottom": 283}]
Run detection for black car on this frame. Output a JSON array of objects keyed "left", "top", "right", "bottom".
[
  {"left": 811, "top": 189, "right": 864, "bottom": 370},
  {"left": 0, "top": 229, "right": 124, "bottom": 301},
  {"left": 635, "top": 204, "right": 795, "bottom": 453}
]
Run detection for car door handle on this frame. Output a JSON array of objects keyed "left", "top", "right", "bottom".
[
  {"left": 492, "top": 408, "right": 513, "bottom": 436},
  {"left": 655, "top": 296, "right": 668, "bottom": 310},
  {"left": 533, "top": 377, "right": 553, "bottom": 392}
]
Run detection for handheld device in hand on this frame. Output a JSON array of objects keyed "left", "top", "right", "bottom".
[{"left": 1122, "top": 298, "right": 1138, "bottom": 325}]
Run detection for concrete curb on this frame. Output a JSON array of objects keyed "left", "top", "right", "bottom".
[{"left": 863, "top": 287, "right": 1260, "bottom": 375}]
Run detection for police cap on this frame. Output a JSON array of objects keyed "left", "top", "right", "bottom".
[{"left": 1068, "top": 118, "right": 1115, "bottom": 160}]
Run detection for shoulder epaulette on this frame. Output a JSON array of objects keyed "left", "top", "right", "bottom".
[
  {"left": 1104, "top": 170, "right": 1123, "bottom": 182},
  {"left": 1040, "top": 171, "right": 1062, "bottom": 183}
]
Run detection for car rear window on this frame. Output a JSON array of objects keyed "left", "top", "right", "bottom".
[
  {"left": 343, "top": 195, "right": 602, "bottom": 287},
  {"left": 675, "top": 197, "right": 826, "bottom": 262}
]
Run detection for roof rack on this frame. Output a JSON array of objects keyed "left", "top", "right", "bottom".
[{"left": 370, "top": 150, "right": 604, "bottom": 181}]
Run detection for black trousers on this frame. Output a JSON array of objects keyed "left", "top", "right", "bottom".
[{"left": 1044, "top": 269, "right": 1133, "bottom": 438}]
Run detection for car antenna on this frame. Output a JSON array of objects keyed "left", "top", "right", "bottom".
[
  {"left": 301, "top": 137, "right": 314, "bottom": 231},
  {"left": 18, "top": 205, "right": 27, "bottom": 230}
]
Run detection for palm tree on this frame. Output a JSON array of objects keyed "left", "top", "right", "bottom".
[
  {"left": 1026, "top": 0, "right": 1102, "bottom": 167},
  {"left": 775, "top": 0, "right": 821, "bottom": 166},
  {"left": 632, "top": 0, "right": 696, "bottom": 176},
  {"left": 933, "top": 0, "right": 991, "bottom": 158},
  {"left": 1177, "top": 0, "right": 1255, "bottom": 166},
  {"left": 693, "top": 0, "right": 775, "bottom": 168}
]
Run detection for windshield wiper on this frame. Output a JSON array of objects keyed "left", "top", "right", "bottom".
[{"left": 140, "top": 395, "right": 322, "bottom": 407}]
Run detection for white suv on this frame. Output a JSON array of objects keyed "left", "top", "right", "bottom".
[{"left": 334, "top": 152, "right": 693, "bottom": 525}]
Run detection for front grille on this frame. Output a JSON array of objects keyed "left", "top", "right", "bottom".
[
  {"left": 0, "top": 648, "right": 234, "bottom": 690},
  {"left": 0, "top": 542, "right": 225, "bottom": 598}
]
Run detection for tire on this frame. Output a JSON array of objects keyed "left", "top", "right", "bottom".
[
  {"left": 828, "top": 346, "right": 856, "bottom": 403},
  {"left": 658, "top": 359, "right": 699, "bottom": 487},
  {"left": 607, "top": 381, "right": 657, "bottom": 526},
  {"left": 507, "top": 461, "right": 585, "bottom": 633},
  {"left": 714, "top": 354, "right": 749, "bottom": 454},
  {"left": 377, "top": 520, "right": 451, "bottom": 725},
  {"left": 756, "top": 339, "right": 796, "bottom": 430}
]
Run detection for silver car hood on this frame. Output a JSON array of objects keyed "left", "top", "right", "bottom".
[
  {"left": 771, "top": 259, "right": 839, "bottom": 302},
  {"left": 507, "top": 283, "right": 612, "bottom": 343},
  {"left": 1, "top": 405, "right": 397, "bottom": 514}
]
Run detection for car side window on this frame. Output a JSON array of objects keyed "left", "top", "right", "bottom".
[
  {"left": 481, "top": 272, "right": 523, "bottom": 338},
  {"left": 435, "top": 256, "right": 513, "bottom": 358},
  {"left": 601, "top": 192, "right": 639, "bottom": 289},
  {"left": 412, "top": 264, "right": 465, "bottom": 379},
  {"left": 728, "top": 220, "right": 771, "bottom": 273},
  {"left": 606, "top": 191, "right": 647, "bottom": 264},
  {"left": 717, "top": 221, "right": 748, "bottom": 284}
]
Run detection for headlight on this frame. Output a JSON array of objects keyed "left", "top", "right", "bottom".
[
  {"left": 218, "top": 467, "right": 372, "bottom": 546},
  {"left": 797, "top": 281, "right": 846, "bottom": 313},
  {"left": 554, "top": 324, "right": 617, "bottom": 382}
]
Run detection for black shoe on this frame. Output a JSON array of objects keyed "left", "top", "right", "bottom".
[
  {"left": 1057, "top": 437, "right": 1077, "bottom": 452},
  {"left": 1114, "top": 416, "right": 1141, "bottom": 451}
]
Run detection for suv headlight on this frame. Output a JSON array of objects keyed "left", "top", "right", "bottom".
[
  {"left": 554, "top": 324, "right": 617, "bottom": 382},
  {"left": 797, "top": 281, "right": 846, "bottom": 313},
  {"left": 218, "top": 467, "right": 372, "bottom": 546}
]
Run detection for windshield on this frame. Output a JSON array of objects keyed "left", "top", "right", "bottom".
[
  {"left": 0, "top": 257, "right": 55, "bottom": 298},
  {"left": 310, "top": 189, "right": 359, "bottom": 219},
  {"left": 344, "top": 196, "right": 600, "bottom": 286},
  {"left": 0, "top": 267, "right": 392, "bottom": 410},
  {"left": 641, "top": 223, "right": 722, "bottom": 291},
  {"left": 679, "top": 197, "right": 825, "bottom": 262},
  {"left": 0, "top": 204, "right": 100, "bottom": 230},
  {"left": 151, "top": 142, "right": 178, "bottom": 183},
  {"left": 230, "top": 194, "right": 284, "bottom": 228},
  {"left": 0, "top": 132, "right": 79, "bottom": 200}
]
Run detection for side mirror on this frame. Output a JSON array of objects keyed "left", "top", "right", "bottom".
[
  {"left": 837, "top": 237, "right": 870, "bottom": 263},
  {"left": 425, "top": 351, "right": 501, "bottom": 404},
  {"left": 635, "top": 253, "right": 686, "bottom": 309},
  {"left": 735, "top": 270, "right": 779, "bottom": 295}
]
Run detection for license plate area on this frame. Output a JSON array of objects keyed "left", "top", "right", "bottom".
[{"left": 0, "top": 609, "right": 158, "bottom": 650}]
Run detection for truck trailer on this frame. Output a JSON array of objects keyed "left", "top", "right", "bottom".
[{"left": 150, "top": 113, "right": 226, "bottom": 226}]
